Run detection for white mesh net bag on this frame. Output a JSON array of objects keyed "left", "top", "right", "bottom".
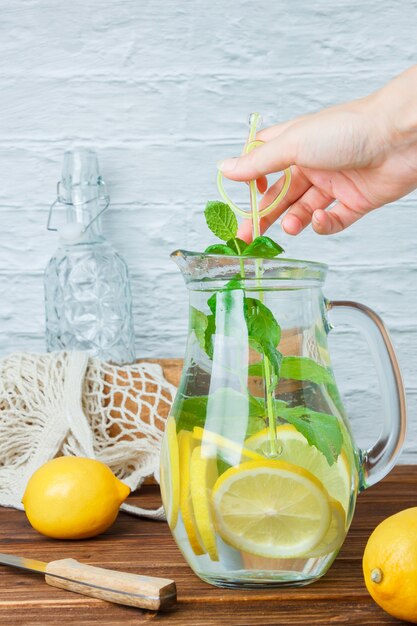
[{"left": 0, "top": 351, "right": 177, "bottom": 520}]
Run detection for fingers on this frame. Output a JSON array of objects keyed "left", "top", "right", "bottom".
[
  {"left": 255, "top": 114, "right": 309, "bottom": 143},
  {"left": 237, "top": 199, "right": 365, "bottom": 239},
  {"left": 311, "top": 203, "right": 366, "bottom": 235},
  {"left": 259, "top": 167, "right": 311, "bottom": 229},
  {"left": 281, "top": 187, "right": 334, "bottom": 235},
  {"left": 256, "top": 176, "right": 268, "bottom": 193},
  {"left": 236, "top": 167, "right": 311, "bottom": 241},
  {"left": 218, "top": 113, "right": 312, "bottom": 181},
  {"left": 217, "top": 128, "right": 298, "bottom": 181}
]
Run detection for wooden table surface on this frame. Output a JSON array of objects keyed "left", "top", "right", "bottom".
[{"left": 0, "top": 466, "right": 415, "bottom": 625}]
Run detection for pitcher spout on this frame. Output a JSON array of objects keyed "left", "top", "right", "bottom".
[{"left": 170, "top": 249, "right": 328, "bottom": 288}]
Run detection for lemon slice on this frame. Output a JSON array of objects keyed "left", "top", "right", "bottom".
[
  {"left": 304, "top": 499, "right": 346, "bottom": 557},
  {"left": 160, "top": 416, "right": 180, "bottom": 530},
  {"left": 193, "top": 426, "right": 264, "bottom": 463},
  {"left": 178, "top": 430, "right": 205, "bottom": 556},
  {"left": 212, "top": 459, "right": 331, "bottom": 558},
  {"left": 245, "top": 424, "right": 351, "bottom": 514},
  {"left": 190, "top": 446, "right": 219, "bottom": 561}
]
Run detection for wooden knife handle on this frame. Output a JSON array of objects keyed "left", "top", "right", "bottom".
[{"left": 45, "top": 558, "right": 176, "bottom": 611}]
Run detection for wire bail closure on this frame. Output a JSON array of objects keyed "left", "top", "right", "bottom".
[{"left": 47, "top": 178, "right": 110, "bottom": 233}]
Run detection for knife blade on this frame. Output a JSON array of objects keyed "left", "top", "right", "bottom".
[{"left": 0, "top": 553, "right": 176, "bottom": 611}]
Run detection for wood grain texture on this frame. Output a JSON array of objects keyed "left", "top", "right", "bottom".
[
  {"left": 0, "top": 465, "right": 415, "bottom": 625},
  {"left": 139, "top": 358, "right": 183, "bottom": 388}
]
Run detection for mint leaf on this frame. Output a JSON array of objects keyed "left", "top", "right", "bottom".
[
  {"left": 245, "top": 416, "right": 267, "bottom": 438},
  {"left": 204, "top": 201, "right": 238, "bottom": 241},
  {"left": 248, "top": 356, "right": 332, "bottom": 385},
  {"left": 244, "top": 297, "right": 282, "bottom": 378},
  {"left": 172, "top": 389, "right": 270, "bottom": 433},
  {"left": 207, "top": 281, "right": 243, "bottom": 315},
  {"left": 244, "top": 297, "right": 281, "bottom": 348},
  {"left": 242, "top": 236, "right": 284, "bottom": 258},
  {"left": 249, "top": 339, "right": 282, "bottom": 382},
  {"left": 225, "top": 276, "right": 243, "bottom": 290},
  {"left": 263, "top": 342, "right": 283, "bottom": 381},
  {"left": 207, "top": 293, "right": 217, "bottom": 314},
  {"left": 327, "top": 380, "right": 347, "bottom": 417},
  {"left": 280, "top": 356, "right": 334, "bottom": 386},
  {"left": 190, "top": 306, "right": 208, "bottom": 351},
  {"left": 247, "top": 361, "right": 264, "bottom": 377},
  {"left": 278, "top": 406, "right": 343, "bottom": 466},
  {"left": 217, "top": 457, "right": 232, "bottom": 475},
  {"left": 204, "top": 285, "right": 244, "bottom": 358},
  {"left": 204, "top": 313, "right": 216, "bottom": 358},
  {"left": 226, "top": 238, "right": 248, "bottom": 254},
  {"left": 172, "top": 394, "right": 209, "bottom": 431},
  {"left": 204, "top": 243, "right": 236, "bottom": 255}
]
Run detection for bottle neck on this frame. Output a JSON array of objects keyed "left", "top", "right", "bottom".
[
  {"left": 57, "top": 148, "right": 108, "bottom": 244},
  {"left": 65, "top": 199, "right": 104, "bottom": 243}
]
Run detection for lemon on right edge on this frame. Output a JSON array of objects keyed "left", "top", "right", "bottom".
[
  {"left": 363, "top": 508, "right": 417, "bottom": 623},
  {"left": 212, "top": 459, "right": 331, "bottom": 558}
]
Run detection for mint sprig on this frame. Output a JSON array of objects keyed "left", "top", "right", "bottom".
[
  {"left": 203, "top": 201, "right": 284, "bottom": 260},
  {"left": 193, "top": 197, "right": 343, "bottom": 466}
]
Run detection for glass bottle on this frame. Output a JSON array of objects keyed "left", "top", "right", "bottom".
[{"left": 44, "top": 148, "right": 136, "bottom": 365}]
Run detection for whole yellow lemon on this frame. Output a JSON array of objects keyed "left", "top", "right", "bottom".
[
  {"left": 22, "top": 457, "right": 130, "bottom": 539},
  {"left": 363, "top": 507, "right": 417, "bottom": 623}
]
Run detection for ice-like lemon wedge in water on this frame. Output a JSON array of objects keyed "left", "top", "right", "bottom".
[
  {"left": 193, "top": 426, "right": 264, "bottom": 463},
  {"left": 160, "top": 416, "right": 180, "bottom": 529},
  {"left": 178, "top": 430, "right": 205, "bottom": 555},
  {"left": 190, "top": 445, "right": 219, "bottom": 561},
  {"left": 304, "top": 498, "right": 346, "bottom": 557},
  {"left": 245, "top": 424, "right": 352, "bottom": 514},
  {"left": 212, "top": 459, "right": 331, "bottom": 558}
]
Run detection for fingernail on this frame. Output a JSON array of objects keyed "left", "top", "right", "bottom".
[
  {"left": 312, "top": 211, "right": 321, "bottom": 224},
  {"left": 217, "top": 158, "right": 238, "bottom": 172}
]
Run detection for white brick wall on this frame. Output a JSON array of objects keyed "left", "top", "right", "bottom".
[{"left": 0, "top": 0, "right": 416, "bottom": 460}]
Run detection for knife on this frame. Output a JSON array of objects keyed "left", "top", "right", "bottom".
[{"left": 0, "top": 552, "right": 176, "bottom": 611}]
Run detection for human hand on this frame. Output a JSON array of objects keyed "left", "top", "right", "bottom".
[{"left": 217, "top": 66, "right": 417, "bottom": 240}]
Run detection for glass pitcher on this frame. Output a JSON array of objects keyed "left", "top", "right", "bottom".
[{"left": 160, "top": 251, "right": 406, "bottom": 588}]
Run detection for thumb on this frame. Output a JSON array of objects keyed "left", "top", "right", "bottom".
[{"left": 217, "top": 129, "right": 297, "bottom": 181}]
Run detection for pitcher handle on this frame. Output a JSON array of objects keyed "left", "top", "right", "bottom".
[{"left": 327, "top": 300, "right": 406, "bottom": 489}]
